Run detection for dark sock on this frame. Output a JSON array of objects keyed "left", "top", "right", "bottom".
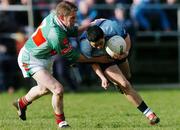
[{"left": 137, "top": 101, "right": 148, "bottom": 113}]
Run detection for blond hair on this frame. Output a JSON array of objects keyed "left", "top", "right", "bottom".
[{"left": 56, "top": 1, "right": 77, "bottom": 17}]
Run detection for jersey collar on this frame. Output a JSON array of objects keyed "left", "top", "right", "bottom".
[{"left": 54, "top": 15, "right": 67, "bottom": 32}]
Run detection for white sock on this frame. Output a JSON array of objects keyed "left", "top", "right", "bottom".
[{"left": 143, "top": 108, "right": 153, "bottom": 117}]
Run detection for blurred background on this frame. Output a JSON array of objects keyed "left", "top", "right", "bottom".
[{"left": 0, "top": 0, "right": 180, "bottom": 93}]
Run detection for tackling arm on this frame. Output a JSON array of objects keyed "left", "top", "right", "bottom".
[
  {"left": 78, "top": 22, "right": 90, "bottom": 35},
  {"left": 76, "top": 54, "right": 114, "bottom": 64}
]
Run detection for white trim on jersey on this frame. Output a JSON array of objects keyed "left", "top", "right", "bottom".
[{"left": 54, "top": 15, "right": 67, "bottom": 32}]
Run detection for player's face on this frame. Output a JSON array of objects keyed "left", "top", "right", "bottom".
[
  {"left": 62, "top": 11, "right": 76, "bottom": 28},
  {"left": 90, "top": 38, "right": 105, "bottom": 49}
]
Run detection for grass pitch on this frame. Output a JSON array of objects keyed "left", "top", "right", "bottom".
[{"left": 0, "top": 85, "right": 180, "bottom": 130}]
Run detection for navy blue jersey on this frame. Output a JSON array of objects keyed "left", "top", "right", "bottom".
[{"left": 80, "top": 19, "right": 128, "bottom": 58}]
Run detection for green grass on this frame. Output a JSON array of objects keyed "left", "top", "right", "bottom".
[{"left": 0, "top": 85, "right": 180, "bottom": 130}]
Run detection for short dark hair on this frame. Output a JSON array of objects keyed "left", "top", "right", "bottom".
[{"left": 87, "top": 25, "right": 104, "bottom": 42}]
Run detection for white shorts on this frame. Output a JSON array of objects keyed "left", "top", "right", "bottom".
[{"left": 18, "top": 47, "right": 54, "bottom": 78}]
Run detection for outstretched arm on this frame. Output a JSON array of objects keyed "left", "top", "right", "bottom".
[
  {"left": 76, "top": 54, "right": 114, "bottom": 64},
  {"left": 91, "top": 64, "right": 109, "bottom": 89},
  {"left": 78, "top": 21, "right": 91, "bottom": 35}
]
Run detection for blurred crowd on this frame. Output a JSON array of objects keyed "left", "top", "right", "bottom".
[{"left": 0, "top": 0, "right": 179, "bottom": 93}]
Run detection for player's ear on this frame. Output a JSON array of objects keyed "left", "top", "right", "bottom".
[{"left": 58, "top": 15, "right": 64, "bottom": 21}]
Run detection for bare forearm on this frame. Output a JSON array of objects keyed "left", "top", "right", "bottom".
[
  {"left": 76, "top": 54, "right": 113, "bottom": 63},
  {"left": 92, "top": 64, "right": 106, "bottom": 80},
  {"left": 78, "top": 23, "right": 90, "bottom": 35},
  {"left": 92, "top": 63, "right": 109, "bottom": 89}
]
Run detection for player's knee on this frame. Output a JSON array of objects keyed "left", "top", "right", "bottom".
[
  {"left": 52, "top": 83, "right": 64, "bottom": 96},
  {"left": 121, "top": 80, "right": 131, "bottom": 93}
]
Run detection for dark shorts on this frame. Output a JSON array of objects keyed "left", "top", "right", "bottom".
[{"left": 99, "top": 57, "right": 127, "bottom": 72}]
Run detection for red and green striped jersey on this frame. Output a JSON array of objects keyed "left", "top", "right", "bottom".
[{"left": 24, "top": 11, "right": 80, "bottom": 62}]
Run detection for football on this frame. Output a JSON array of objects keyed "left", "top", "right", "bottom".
[{"left": 105, "top": 35, "right": 126, "bottom": 57}]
